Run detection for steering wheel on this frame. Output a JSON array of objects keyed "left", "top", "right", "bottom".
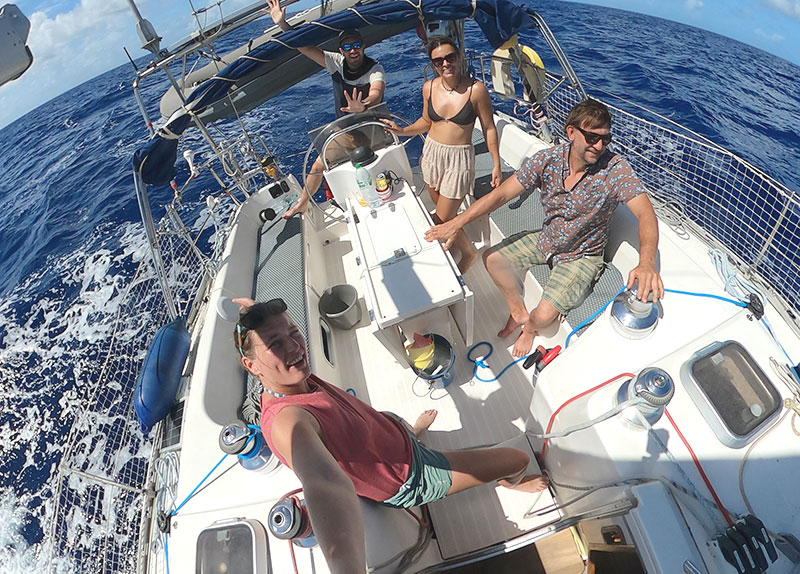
[
  {"left": 383, "top": 112, "right": 426, "bottom": 150},
  {"left": 318, "top": 119, "right": 400, "bottom": 171},
  {"left": 298, "top": 110, "right": 423, "bottom": 219}
]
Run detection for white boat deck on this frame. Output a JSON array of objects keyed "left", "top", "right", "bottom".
[
  {"left": 298, "top": 188, "right": 569, "bottom": 567},
  {"left": 161, "top": 119, "right": 800, "bottom": 573},
  {"left": 162, "top": 179, "right": 573, "bottom": 573},
  {"left": 302, "top": 152, "right": 800, "bottom": 571}
]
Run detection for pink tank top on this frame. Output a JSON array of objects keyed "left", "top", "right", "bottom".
[{"left": 260, "top": 375, "right": 413, "bottom": 501}]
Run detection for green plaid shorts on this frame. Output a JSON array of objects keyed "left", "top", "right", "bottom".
[{"left": 494, "top": 231, "right": 604, "bottom": 315}]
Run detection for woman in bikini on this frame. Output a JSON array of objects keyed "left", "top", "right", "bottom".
[{"left": 382, "top": 36, "right": 501, "bottom": 273}]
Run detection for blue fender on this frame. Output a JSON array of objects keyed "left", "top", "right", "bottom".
[{"left": 134, "top": 317, "right": 190, "bottom": 434}]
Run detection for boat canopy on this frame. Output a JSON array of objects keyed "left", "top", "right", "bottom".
[{"left": 133, "top": 0, "right": 536, "bottom": 185}]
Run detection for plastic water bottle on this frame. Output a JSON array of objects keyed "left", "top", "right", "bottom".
[{"left": 355, "top": 163, "right": 380, "bottom": 208}]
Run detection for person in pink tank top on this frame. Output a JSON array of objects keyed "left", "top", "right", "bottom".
[{"left": 231, "top": 297, "right": 548, "bottom": 574}]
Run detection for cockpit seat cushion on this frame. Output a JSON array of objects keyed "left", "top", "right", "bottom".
[{"left": 238, "top": 214, "right": 308, "bottom": 425}]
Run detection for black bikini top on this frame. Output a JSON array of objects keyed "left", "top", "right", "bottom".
[{"left": 427, "top": 80, "right": 477, "bottom": 126}]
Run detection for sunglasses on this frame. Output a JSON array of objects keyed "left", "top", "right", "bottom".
[
  {"left": 235, "top": 298, "right": 288, "bottom": 357},
  {"left": 340, "top": 41, "right": 363, "bottom": 51},
  {"left": 575, "top": 125, "right": 613, "bottom": 146},
  {"left": 431, "top": 52, "right": 458, "bottom": 68}
]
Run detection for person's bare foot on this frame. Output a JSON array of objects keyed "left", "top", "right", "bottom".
[
  {"left": 498, "top": 312, "right": 527, "bottom": 338},
  {"left": 512, "top": 330, "right": 535, "bottom": 358},
  {"left": 457, "top": 247, "right": 478, "bottom": 274},
  {"left": 282, "top": 200, "right": 306, "bottom": 219},
  {"left": 412, "top": 409, "right": 437, "bottom": 436},
  {"left": 511, "top": 474, "right": 549, "bottom": 493}
]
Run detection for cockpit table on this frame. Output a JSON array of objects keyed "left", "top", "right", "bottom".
[{"left": 347, "top": 181, "right": 473, "bottom": 364}]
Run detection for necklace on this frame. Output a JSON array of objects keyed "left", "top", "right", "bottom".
[
  {"left": 441, "top": 77, "right": 460, "bottom": 93},
  {"left": 262, "top": 384, "right": 287, "bottom": 399}
]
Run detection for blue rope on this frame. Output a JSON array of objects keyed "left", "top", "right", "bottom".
[
  {"left": 565, "top": 286, "right": 626, "bottom": 348},
  {"left": 761, "top": 316, "right": 799, "bottom": 372},
  {"left": 238, "top": 425, "right": 265, "bottom": 460},
  {"left": 467, "top": 341, "right": 527, "bottom": 382},
  {"left": 171, "top": 430, "right": 259, "bottom": 516},
  {"left": 564, "top": 286, "right": 750, "bottom": 348},
  {"left": 162, "top": 428, "right": 262, "bottom": 572},
  {"left": 171, "top": 452, "right": 230, "bottom": 516},
  {"left": 664, "top": 287, "right": 748, "bottom": 307},
  {"left": 164, "top": 533, "right": 170, "bottom": 574}
]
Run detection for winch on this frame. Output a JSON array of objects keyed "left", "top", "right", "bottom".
[
  {"left": 219, "top": 420, "right": 280, "bottom": 473},
  {"left": 616, "top": 367, "right": 675, "bottom": 428},
  {"left": 610, "top": 284, "right": 661, "bottom": 339},
  {"left": 268, "top": 494, "right": 317, "bottom": 548}
]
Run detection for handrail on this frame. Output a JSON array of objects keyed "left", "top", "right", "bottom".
[
  {"left": 525, "top": 9, "right": 586, "bottom": 100},
  {"left": 133, "top": 169, "right": 179, "bottom": 320}
]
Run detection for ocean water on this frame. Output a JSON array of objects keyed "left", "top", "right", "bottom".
[{"left": 0, "top": 0, "right": 798, "bottom": 570}]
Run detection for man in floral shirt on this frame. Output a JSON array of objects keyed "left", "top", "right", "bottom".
[{"left": 426, "top": 99, "right": 663, "bottom": 357}]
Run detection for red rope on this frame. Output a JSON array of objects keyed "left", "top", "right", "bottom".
[
  {"left": 538, "top": 374, "right": 733, "bottom": 528},
  {"left": 288, "top": 539, "right": 299, "bottom": 574},
  {"left": 664, "top": 409, "right": 734, "bottom": 527},
  {"left": 280, "top": 487, "right": 305, "bottom": 574},
  {"left": 540, "top": 373, "right": 634, "bottom": 459}
]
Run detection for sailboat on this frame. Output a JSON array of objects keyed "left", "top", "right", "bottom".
[{"left": 47, "top": 1, "right": 800, "bottom": 572}]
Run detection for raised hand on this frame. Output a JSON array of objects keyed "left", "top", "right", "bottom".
[
  {"left": 340, "top": 88, "right": 366, "bottom": 113},
  {"left": 267, "top": 0, "right": 286, "bottom": 28}
]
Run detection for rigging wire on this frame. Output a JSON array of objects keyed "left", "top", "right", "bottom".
[{"left": 738, "top": 399, "right": 800, "bottom": 517}]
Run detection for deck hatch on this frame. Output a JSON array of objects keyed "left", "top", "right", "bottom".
[
  {"left": 683, "top": 341, "right": 781, "bottom": 447},
  {"left": 195, "top": 518, "right": 269, "bottom": 574}
]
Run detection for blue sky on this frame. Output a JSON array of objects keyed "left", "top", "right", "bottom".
[{"left": 1, "top": 0, "right": 799, "bottom": 129}]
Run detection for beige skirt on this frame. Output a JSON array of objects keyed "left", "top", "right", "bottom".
[{"left": 420, "top": 137, "right": 475, "bottom": 200}]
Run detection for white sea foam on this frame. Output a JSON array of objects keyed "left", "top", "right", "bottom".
[
  {"left": 0, "top": 189, "right": 217, "bottom": 574},
  {"left": 0, "top": 218, "right": 154, "bottom": 573},
  {"left": 0, "top": 489, "right": 49, "bottom": 571}
]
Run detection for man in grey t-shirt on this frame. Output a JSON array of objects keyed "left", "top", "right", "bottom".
[{"left": 267, "top": 0, "right": 385, "bottom": 217}]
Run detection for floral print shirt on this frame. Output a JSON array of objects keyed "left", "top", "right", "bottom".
[{"left": 515, "top": 144, "right": 645, "bottom": 265}]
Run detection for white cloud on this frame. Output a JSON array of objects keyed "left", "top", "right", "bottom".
[
  {"left": 0, "top": 0, "right": 140, "bottom": 128},
  {"left": 765, "top": 0, "right": 800, "bottom": 18},
  {"left": 0, "top": 0, "right": 261, "bottom": 129},
  {"left": 0, "top": 0, "right": 136, "bottom": 126},
  {"left": 755, "top": 27, "right": 785, "bottom": 42},
  {"left": 684, "top": 0, "right": 704, "bottom": 10}
]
